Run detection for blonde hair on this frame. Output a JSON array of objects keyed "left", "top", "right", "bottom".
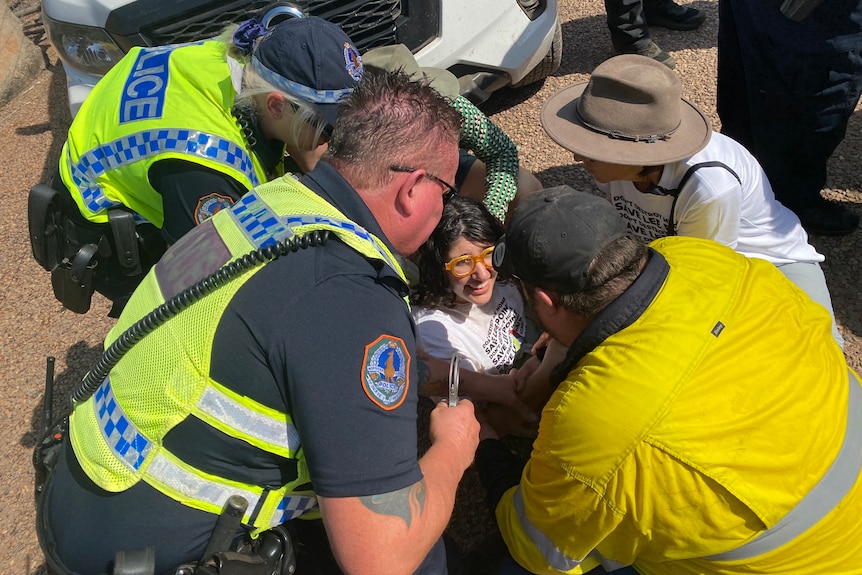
[{"left": 220, "top": 24, "right": 331, "bottom": 151}]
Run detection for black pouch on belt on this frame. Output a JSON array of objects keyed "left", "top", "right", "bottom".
[
  {"left": 109, "top": 207, "right": 142, "bottom": 276},
  {"left": 27, "top": 184, "right": 63, "bottom": 272},
  {"left": 51, "top": 243, "right": 99, "bottom": 314}
]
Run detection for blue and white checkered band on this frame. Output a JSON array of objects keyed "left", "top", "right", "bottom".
[
  {"left": 68, "top": 129, "right": 261, "bottom": 219},
  {"left": 249, "top": 56, "right": 353, "bottom": 105},
  {"left": 229, "top": 191, "right": 401, "bottom": 272},
  {"left": 276, "top": 494, "right": 319, "bottom": 523},
  {"left": 94, "top": 377, "right": 152, "bottom": 472}
]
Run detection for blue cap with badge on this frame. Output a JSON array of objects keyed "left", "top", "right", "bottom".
[{"left": 248, "top": 16, "right": 363, "bottom": 126}]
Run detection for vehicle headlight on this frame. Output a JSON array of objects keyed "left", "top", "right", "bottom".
[{"left": 43, "top": 14, "right": 125, "bottom": 76}]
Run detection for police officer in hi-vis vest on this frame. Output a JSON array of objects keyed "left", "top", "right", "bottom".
[
  {"left": 29, "top": 16, "right": 362, "bottom": 316},
  {"left": 35, "top": 68, "right": 481, "bottom": 575}
]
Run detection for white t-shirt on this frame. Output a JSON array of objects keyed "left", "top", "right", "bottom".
[
  {"left": 600, "top": 132, "right": 823, "bottom": 265},
  {"left": 413, "top": 282, "right": 527, "bottom": 374}
]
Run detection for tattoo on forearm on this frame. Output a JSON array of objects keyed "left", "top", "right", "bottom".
[{"left": 359, "top": 480, "right": 427, "bottom": 528}]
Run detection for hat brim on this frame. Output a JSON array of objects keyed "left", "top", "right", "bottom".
[
  {"left": 362, "top": 44, "right": 461, "bottom": 100},
  {"left": 315, "top": 102, "right": 339, "bottom": 128},
  {"left": 416, "top": 66, "right": 460, "bottom": 100},
  {"left": 541, "top": 83, "right": 712, "bottom": 166}
]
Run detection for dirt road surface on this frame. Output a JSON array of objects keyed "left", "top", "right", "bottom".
[{"left": 1, "top": 1, "right": 860, "bottom": 573}]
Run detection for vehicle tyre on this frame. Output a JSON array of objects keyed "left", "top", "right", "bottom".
[{"left": 511, "top": 19, "right": 562, "bottom": 88}]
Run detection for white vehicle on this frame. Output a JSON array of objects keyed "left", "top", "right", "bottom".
[{"left": 42, "top": 0, "right": 562, "bottom": 117}]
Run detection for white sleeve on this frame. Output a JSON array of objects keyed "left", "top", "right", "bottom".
[
  {"left": 673, "top": 170, "right": 742, "bottom": 249},
  {"left": 414, "top": 312, "right": 481, "bottom": 372}
]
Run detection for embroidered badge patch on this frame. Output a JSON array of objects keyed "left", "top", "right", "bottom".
[
  {"left": 344, "top": 42, "right": 363, "bottom": 81},
  {"left": 194, "top": 193, "right": 234, "bottom": 225},
  {"left": 361, "top": 335, "right": 410, "bottom": 410}
]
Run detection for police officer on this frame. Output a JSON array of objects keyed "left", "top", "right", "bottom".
[
  {"left": 38, "top": 16, "right": 362, "bottom": 315},
  {"left": 36, "top": 68, "right": 480, "bottom": 574}
]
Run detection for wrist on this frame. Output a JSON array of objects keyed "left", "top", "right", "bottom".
[{"left": 479, "top": 425, "right": 500, "bottom": 441}]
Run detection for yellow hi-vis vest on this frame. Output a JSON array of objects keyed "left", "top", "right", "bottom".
[
  {"left": 69, "top": 175, "right": 406, "bottom": 533},
  {"left": 59, "top": 41, "right": 270, "bottom": 227}
]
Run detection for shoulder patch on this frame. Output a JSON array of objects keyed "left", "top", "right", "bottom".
[
  {"left": 194, "top": 193, "right": 235, "bottom": 225},
  {"left": 361, "top": 335, "right": 410, "bottom": 410}
]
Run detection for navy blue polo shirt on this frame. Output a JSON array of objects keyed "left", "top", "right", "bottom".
[
  {"left": 41, "top": 162, "right": 426, "bottom": 575},
  {"left": 201, "top": 161, "right": 423, "bottom": 497}
]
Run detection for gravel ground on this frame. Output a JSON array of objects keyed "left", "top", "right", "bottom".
[{"left": 1, "top": 1, "right": 860, "bottom": 573}]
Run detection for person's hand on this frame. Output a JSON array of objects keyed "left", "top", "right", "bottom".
[
  {"left": 512, "top": 356, "right": 541, "bottom": 394},
  {"left": 475, "top": 401, "right": 536, "bottom": 440},
  {"left": 428, "top": 399, "right": 480, "bottom": 472},
  {"left": 530, "top": 331, "right": 552, "bottom": 356},
  {"left": 518, "top": 338, "right": 569, "bottom": 413},
  {"left": 285, "top": 140, "right": 328, "bottom": 173},
  {"left": 482, "top": 369, "right": 538, "bottom": 426}
]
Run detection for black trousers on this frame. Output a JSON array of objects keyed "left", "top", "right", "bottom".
[
  {"left": 603, "top": 0, "right": 673, "bottom": 52},
  {"left": 716, "top": 0, "right": 862, "bottom": 212}
]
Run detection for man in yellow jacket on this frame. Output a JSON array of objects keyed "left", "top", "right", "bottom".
[{"left": 481, "top": 186, "right": 862, "bottom": 574}]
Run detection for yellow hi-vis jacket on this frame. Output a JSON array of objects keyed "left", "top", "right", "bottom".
[
  {"left": 59, "top": 41, "right": 270, "bottom": 227},
  {"left": 69, "top": 175, "right": 406, "bottom": 533},
  {"left": 497, "top": 236, "right": 862, "bottom": 575}
]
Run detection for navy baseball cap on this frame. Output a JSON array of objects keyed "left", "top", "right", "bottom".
[
  {"left": 250, "top": 16, "right": 363, "bottom": 126},
  {"left": 492, "top": 186, "right": 629, "bottom": 292}
]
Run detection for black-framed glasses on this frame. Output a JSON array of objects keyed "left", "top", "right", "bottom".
[{"left": 389, "top": 165, "right": 459, "bottom": 204}]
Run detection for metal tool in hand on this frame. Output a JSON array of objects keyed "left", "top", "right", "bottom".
[{"left": 448, "top": 355, "right": 460, "bottom": 407}]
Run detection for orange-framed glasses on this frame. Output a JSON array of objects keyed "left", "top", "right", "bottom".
[{"left": 444, "top": 246, "right": 495, "bottom": 278}]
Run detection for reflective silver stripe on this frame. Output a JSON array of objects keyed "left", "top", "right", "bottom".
[
  {"left": 707, "top": 370, "right": 862, "bottom": 561},
  {"left": 147, "top": 453, "right": 318, "bottom": 526},
  {"left": 197, "top": 386, "right": 300, "bottom": 455},
  {"left": 68, "top": 128, "right": 260, "bottom": 217},
  {"left": 228, "top": 191, "right": 402, "bottom": 273},
  {"left": 93, "top": 379, "right": 315, "bottom": 526},
  {"left": 513, "top": 486, "right": 583, "bottom": 571}
]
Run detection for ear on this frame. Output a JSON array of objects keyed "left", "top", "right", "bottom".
[
  {"left": 264, "top": 92, "right": 285, "bottom": 120},
  {"left": 394, "top": 169, "right": 427, "bottom": 217},
  {"left": 533, "top": 286, "right": 560, "bottom": 311}
]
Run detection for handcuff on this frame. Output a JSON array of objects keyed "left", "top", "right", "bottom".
[{"left": 448, "top": 355, "right": 460, "bottom": 407}]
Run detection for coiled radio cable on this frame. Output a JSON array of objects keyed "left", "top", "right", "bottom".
[{"left": 70, "top": 230, "right": 330, "bottom": 406}]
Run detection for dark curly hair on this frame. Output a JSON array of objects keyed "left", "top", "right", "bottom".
[{"left": 410, "top": 196, "right": 504, "bottom": 308}]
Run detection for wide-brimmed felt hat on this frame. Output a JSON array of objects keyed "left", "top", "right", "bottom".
[
  {"left": 361, "top": 44, "right": 460, "bottom": 100},
  {"left": 541, "top": 54, "right": 711, "bottom": 166},
  {"left": 250, "top": 16, "right": 363, "bottom": 126}
]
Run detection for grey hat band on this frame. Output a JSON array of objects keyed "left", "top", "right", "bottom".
[
  {"left": 250, "top": 56, "right": 353, "bottom": 105},
  {"left": 574, "top": 102, "right": 681, "bottom": 143}
]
